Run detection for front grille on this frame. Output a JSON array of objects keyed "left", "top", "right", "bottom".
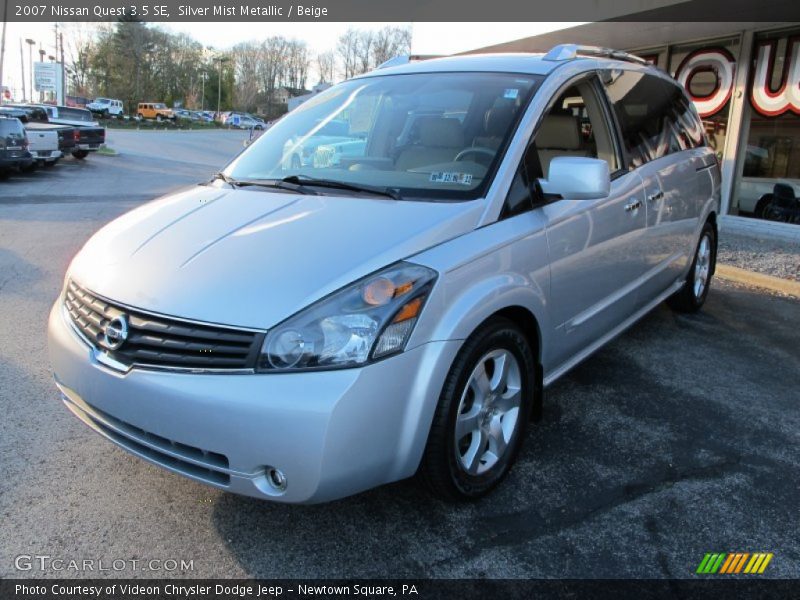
[{"left": 65, "top": 280, "right": 264, "bottom": 371}]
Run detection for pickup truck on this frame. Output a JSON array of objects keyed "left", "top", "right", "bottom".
[
  {"left": 35, "top": 105, "right": 106, "bottom": 159},
  {"left": 2, "top": 106, "right": 79, "bottom": 157},
  {"left": 3, "top": 104, "right": 106, "bottom": 159},
  {"left": 25, "top": 126, "right": 63, "bottom": 167}
]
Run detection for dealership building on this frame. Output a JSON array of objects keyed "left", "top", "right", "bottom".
[{"left": 471, "top": 19, "right": 800, "bottom": 240}]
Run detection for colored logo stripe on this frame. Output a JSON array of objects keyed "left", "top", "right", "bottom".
[
  {"left": 697, "top": 552, "right": 773, "bottom": 574},
  {"left": 696, "top": 553, "right": 726, "bottom": 574},
  {"left": 744, "top": 553, "right": 774, "bottom": 574}
]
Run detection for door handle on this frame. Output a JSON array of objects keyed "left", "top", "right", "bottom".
[
  {"left": 624, "top": 199, "right": 642, "bottom": 212},
  {"left": 647, "top": 191, "right": 664, "bottom": 202}
]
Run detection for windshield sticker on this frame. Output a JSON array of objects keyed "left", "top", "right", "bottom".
[
  {"left": 430, "top": 172, "right": 473, "bottom": 185},
  {"left": 504, "top": 88, "right": 520, "bottom": 99}
]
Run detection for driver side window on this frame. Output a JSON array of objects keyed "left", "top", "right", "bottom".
[
  {"left": 501, "top": 75, "right": 620, "bottom": 219},
  {"left": 536, "top": 78, "right": 620, "bottom": 177}
]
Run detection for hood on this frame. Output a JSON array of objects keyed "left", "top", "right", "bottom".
[{"left": 69, "top": 185, "right": 483, "bottom": 329}]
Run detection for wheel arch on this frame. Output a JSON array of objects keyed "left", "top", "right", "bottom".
[
  {"left": 704, "top": 210, "right": 718, "bottom": 276},
  {"left": 489, "top": 305, "right": 544, "bottom": 421}
]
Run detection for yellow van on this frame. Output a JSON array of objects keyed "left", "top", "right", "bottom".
[{"left": 137, "top": 102, "right": 175, "bottom": 121}]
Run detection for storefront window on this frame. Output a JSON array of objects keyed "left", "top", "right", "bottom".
[
  {"left": 668, "top": 37, "right": 740, "bottom": 162},
  {"left": 734, "top": 31, "right": 800, "bottom": 224}
]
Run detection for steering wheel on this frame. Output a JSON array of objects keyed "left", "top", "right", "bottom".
[{"left": 454, "top": 147, "right": 496, "bottom": 164}]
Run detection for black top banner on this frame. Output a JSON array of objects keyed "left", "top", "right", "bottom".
[{"left": 3, "top": 0, "right": 800, "bottom": 22}]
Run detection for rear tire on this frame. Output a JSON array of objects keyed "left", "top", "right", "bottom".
[
  {"left": 71, "top": 150, "right": 89, "bottom": 160},
  {"left": 419, "top": 317, "right": 534, "bottom": 501},
  {"left": 754, "top": 194, "right": 771, "bottom": 219},
  {"left": 668, "top": 221, "right": 716, "bottom": 313}
]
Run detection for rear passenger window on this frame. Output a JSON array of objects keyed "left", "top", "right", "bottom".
[
  {"left": 602, "top": 70, "right": 706, "bottom": 169},
  {"left": 662, "top": 81, "right": 706, "bottom": 150}
]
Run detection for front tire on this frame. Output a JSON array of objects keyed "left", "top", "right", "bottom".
[
  {"left": 668, "top": 221, "right": 716, "bottom": 313},
  {"left": 419, "top": 317, "right": 534, "bottom": 501}
]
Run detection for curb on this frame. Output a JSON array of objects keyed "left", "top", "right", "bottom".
[{"left": 716, "top": 264, "right": 800, "bottom": 297}]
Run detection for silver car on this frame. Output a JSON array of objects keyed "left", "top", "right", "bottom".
[{"left": 48, "top": 45, "right": 720, "bottom": 504}]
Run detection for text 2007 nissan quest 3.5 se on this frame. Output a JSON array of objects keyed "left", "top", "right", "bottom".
[{"left": 48, "top": 45, "right": 720, "bottom": 504}]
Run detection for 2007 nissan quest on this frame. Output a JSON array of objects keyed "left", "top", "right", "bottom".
[{"left": 48, "top": 45, "right": 720, "bottom": 503}]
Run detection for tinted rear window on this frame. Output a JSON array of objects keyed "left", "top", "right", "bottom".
[
  {"left": 601, "top": 70, "right": 704, "bottom": 169},
  {"left": 0, "top": 119, "right": 24, "bottom": 136}
]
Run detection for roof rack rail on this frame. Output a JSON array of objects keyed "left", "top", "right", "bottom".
[
  {"left": 543, "top": 44, "right": 649, "bottom": 65},
  {"left": 376, "top": 54, "right": 443, "bottom": 69}
]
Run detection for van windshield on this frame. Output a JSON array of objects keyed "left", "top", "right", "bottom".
[{"left": 224, "top": 72, "right": 541, "bottom": 200}]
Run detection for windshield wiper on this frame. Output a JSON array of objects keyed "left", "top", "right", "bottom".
[
  {"left": 211, "top": 172, "right": 238, "bottom": 188},
  {"left": 210, "top": 172, "right": 318, "bottom": 195},
  {"left": 281, "top": 175, "right": 402, "bottom": 200}
]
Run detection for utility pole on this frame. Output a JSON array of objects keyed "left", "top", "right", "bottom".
[
  {"left": 25, "top": 38, "right": 35, "bottom": 103},
  {"left": 215, "top": 56, "right": 229, "bottom": 120},
  {"left": 38, "top": 47, "right": 45, "bottom": 102},
  {"left": 200, "top": 72, "right": 206, "bottom": 111},
  {"left": 0, "top": 0, "right": 7, "bottom": 102},
  {"left": 20, "top": 39, "right": 26, "bottom": 101},
  {"left": 60, "top": 32, "right": 65, "bottom": 105}
]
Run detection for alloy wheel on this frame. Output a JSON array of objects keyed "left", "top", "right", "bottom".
[
  {"left": 694, "top": 234, "right": 711, "bottom": 299},
  {"left": 454, "top": 349, "right": 522, "bottom": 475}
]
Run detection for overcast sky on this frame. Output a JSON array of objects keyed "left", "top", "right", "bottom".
[{"left": 1, "top": 21, "right": 578, "bottom": 97}]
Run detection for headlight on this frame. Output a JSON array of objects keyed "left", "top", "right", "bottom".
[{"left": 258, "top": 262, "right": 437, "bottom": 372}]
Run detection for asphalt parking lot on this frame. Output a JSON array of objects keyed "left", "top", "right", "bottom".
[{"left": 1, "top": 131, "right": 798, "bottom": 579}]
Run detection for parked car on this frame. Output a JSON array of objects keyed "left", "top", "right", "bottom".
[
  {"left": 281, "top": 118, "right": 358, "bottom": 168},
  {"left": 137, "top": 102, "right": 175, "bottom": 121},
  {"left": 66, "top": 95, "right": 91, "bottom": 108},
  {"left": 5, "top": 105, "right": 78, "bottom": 157},
  {"left": 48, "top": 46, "right": 720, "bottom": 504},
  {"left": 230, "top": 114, "right": 266, "bottom": 130},
  {"left": 312, "top": 138, "right": 368, "bottom": 168},
  {"left": 0, "top": 116, "right": 33, "bottom": 176},
  {"left": 25, "top": 125, "right": 62, "bottom": 167},
  {"left": 26, "top": 122, "right": 79, "bottom": 156},
  {"left": 86, "top": 97, "right": 124, "bottom": 117},
  {"left": 36, "top": 105, "right": 99, "bottom": 127},
  {"left": 1, "top": 104, "right": 49, "bottom": 123},
  {"left": 31, "top": 105, "right": 104, "bottom": 159},
  {"left": 174, "top": 109, "right": 196, "bottom": 120}
]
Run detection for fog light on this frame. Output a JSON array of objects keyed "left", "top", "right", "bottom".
[{"left": 267, "top": 467, "right": 287, "bottom": 491}]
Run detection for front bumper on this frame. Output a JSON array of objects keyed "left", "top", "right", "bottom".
[
  {"left": 0, "top": 155, "right": 33, "bottom": 169},
  {"left": 48, "top": 301, "right": 460, "bottom": 503}
]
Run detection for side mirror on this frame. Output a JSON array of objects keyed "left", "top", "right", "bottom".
[{"left": 538, "top": 156, "right": 610, "bottom": 200}]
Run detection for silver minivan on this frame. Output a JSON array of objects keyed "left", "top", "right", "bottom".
[{"left": 48, "top": 46, "right": 720, "bottom": 503}]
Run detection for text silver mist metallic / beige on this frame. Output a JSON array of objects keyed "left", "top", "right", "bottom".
[{"left": 48, "top": 45, "right": 721, "bottom": 503}]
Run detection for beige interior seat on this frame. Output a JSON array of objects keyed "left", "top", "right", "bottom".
[
  {"left": 474, "top": 105, "right": 515, "bottom": 150},
  {"left": 395, "top": 117, "right": 465, "bottom": 171},
  {"left": 536, "top": 114, "right": 588, "bottom": 176}
]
